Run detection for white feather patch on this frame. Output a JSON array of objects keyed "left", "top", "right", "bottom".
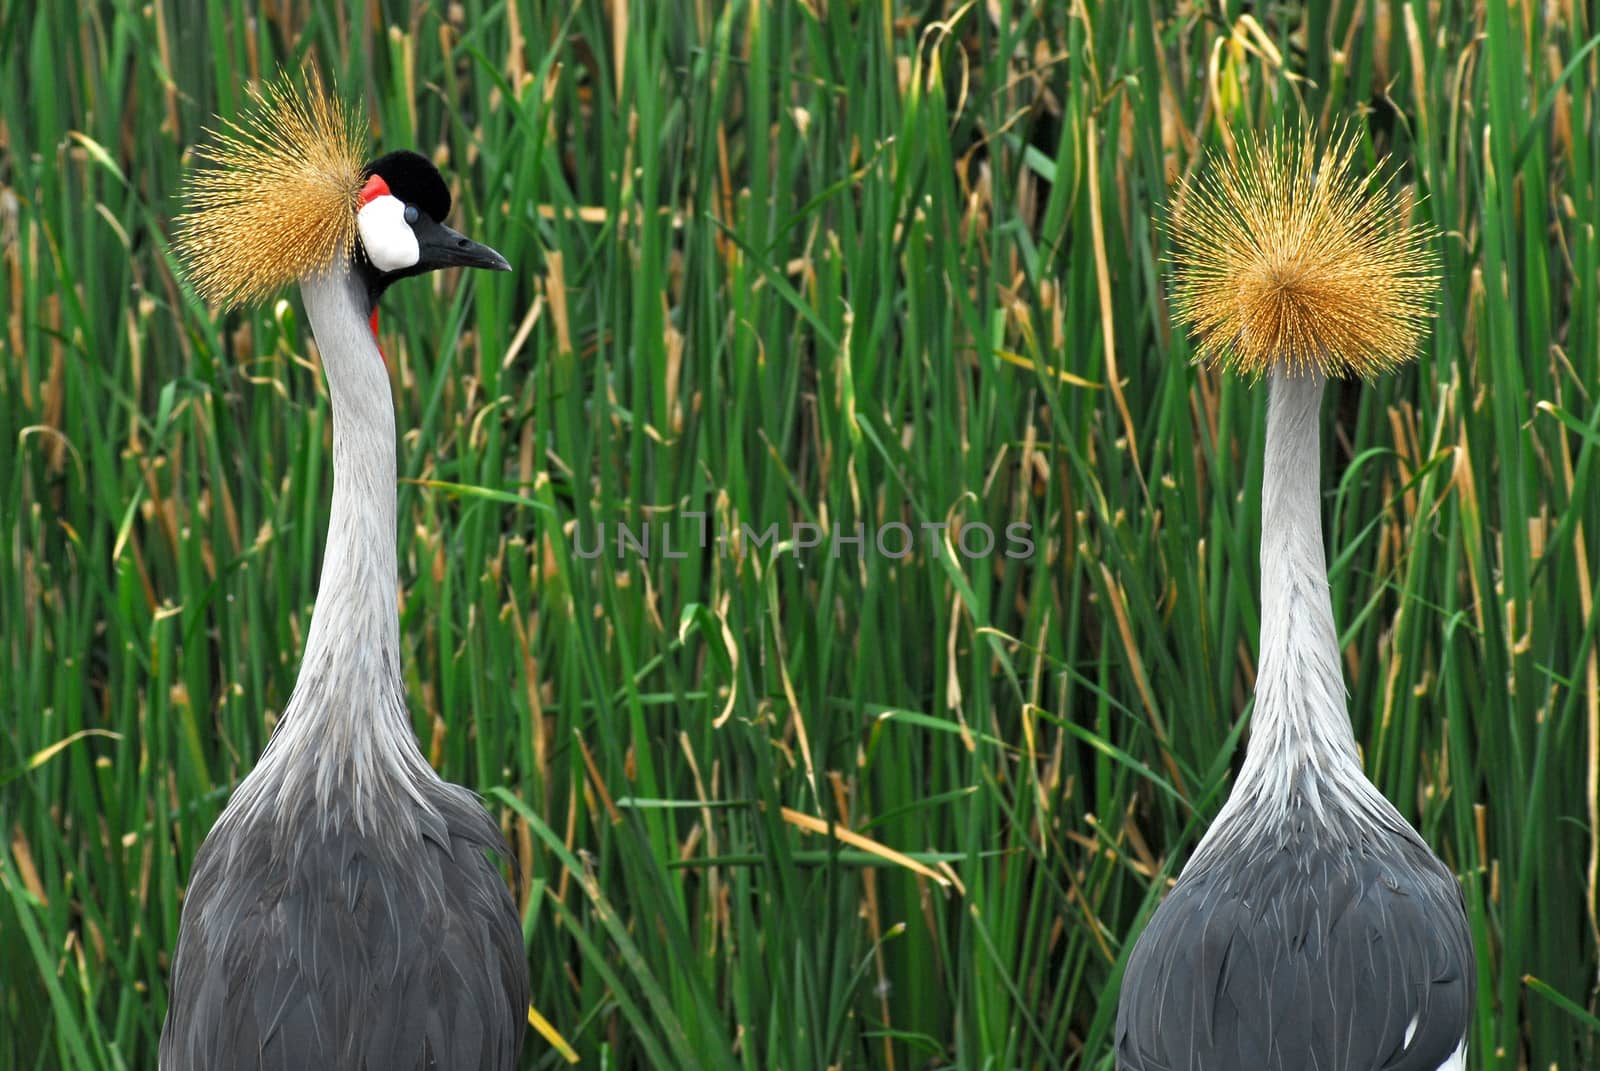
[
  {"left": 356, "top": 195, "right": 419, "bottom": 272},
  {"left": 1436, "top": 1037, "right": 1467, "bottom": 1071}
]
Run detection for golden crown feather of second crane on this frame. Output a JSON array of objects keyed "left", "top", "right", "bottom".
[
  {"left": 173, "top": 70, "right": 368, "bottom": 311},
  {"left": 1168, "top": 124, "right": 1440, "bottom": 380}
]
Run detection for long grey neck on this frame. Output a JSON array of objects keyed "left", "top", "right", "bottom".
[
  {"left": 296, "top": 267, "right": 400, "bottom": 681},
  {"left": 1244, "top": 369, "right": 1363, "bottom": 782},
  {"left": 238, "top": 264, "right": 435, "bottom": 835},
  {"left": 1196, "top": 370, "right": 1376, "bottom": 856}
]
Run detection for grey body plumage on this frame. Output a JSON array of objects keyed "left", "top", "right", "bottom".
[
  {"left": 162, "top": 91, "right": 525, "bottom": 1069},
  {"left": 160, "top": 769, "right": 526, "bottom": 1069},
  {"left": 1116, "top": 795, "right": 1471, "bottom": 1070},
  {"left": 1115, "top": 372, "right": 1473, "bottom": 1071}
]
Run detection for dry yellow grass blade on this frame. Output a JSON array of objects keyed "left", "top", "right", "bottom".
[
  {"left": 779, "top": 806, "right": 954, "bottom": 890},
  {"left": 173, "top": 69, "right": 367, "bottom": 310},
  {"left": 527, "top": 1003, "right": 579, "bottom": 1064},
  {"left": 1168, "top": 125, "right": 1439, "bottom": 379},
  {"left": 21, "top": 728, "right": 123, "bottom": 776},
  {"left": 991, "top": 346, "right": 1102, "bottom": 388}
]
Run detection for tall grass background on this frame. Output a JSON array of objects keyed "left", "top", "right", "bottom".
[{"left": 3, "top": 0, "right": 1598, "bottom": 1067}]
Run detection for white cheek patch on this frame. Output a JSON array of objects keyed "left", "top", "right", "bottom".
[{"left": 356, "top": 194, "right": 420, "bottom": 272}]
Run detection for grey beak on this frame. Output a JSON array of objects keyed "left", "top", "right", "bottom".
[{"left": 417, "top": 218, "right": 512, "bottom": 273}]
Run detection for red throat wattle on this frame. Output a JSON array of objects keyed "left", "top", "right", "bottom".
[{"left": 369, "top": 308, "right": 387, "bottom": 368}]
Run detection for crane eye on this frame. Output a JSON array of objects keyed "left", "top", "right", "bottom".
[{"left": 403, "top": 204, "right": 419, "bottom": 225}]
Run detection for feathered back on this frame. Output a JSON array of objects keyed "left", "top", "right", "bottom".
[
  {"left": 173, "top": 71, "right": 368, "bottom": 310},
  {"left": 1168, "top": 125, "right": 1439, "bottom": 379}
]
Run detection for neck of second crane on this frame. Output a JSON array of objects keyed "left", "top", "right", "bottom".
[
  {"left": 263, "top": 264, "right": 427, "bottom": 822},
  {"left": 297, "top": 265, "right": 400, "bottom": 682},
  {"left": 1232, "top": 369, "right": 1367, "bottom": 813}
]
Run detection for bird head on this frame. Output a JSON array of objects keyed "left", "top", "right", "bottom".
[
  {"left": 354, "top": 149, "right": 511, "bottom": 304},
  {"left": 1166, "top": 125, "right": 1438, "bottom": 379},
  {"left": 173, "top": 71, "right": 509, "bottom": 314}
]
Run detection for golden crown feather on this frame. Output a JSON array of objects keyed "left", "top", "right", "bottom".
[
  {"left": 173, "top": 70, "right": 368, "bottom": 311},
  {"left": 1167, "top": 124, "right": 1440, "bottom": 379}
]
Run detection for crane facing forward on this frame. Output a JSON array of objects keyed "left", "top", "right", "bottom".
[
  {"left": 161, "top": 75, "right": 526, "bottom": 1069},
  {"left": 1115, "top": 128, "right": 1474, "bottom": 1071}
]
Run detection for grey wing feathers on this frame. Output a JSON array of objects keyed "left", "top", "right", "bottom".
[
  {"left": 160, "top": 785, "right": 526, "bottom": 1070},
  {"left": 1115, "top": 837, "right": 1472, "bottom": 1071}
]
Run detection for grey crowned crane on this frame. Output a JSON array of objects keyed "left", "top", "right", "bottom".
[
  {"left": 160, "top": 74, "right": 527, "bottom": 1070},
  {"left": 1114, "top": 128, "right": 1475, "bottom": 1071}
]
